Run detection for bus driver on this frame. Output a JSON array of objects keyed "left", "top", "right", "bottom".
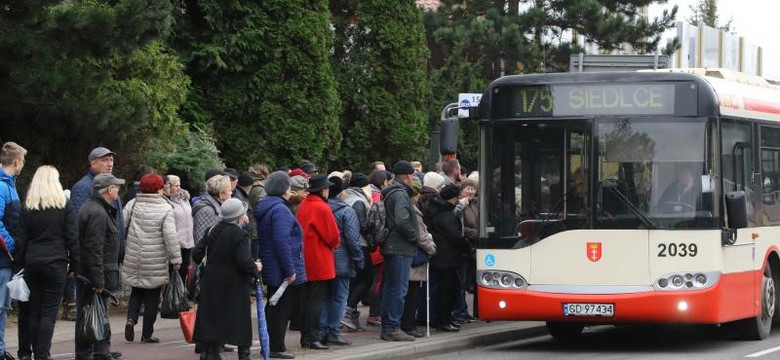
[{"left": 657, "top": 163, "right": 700, "bottom": 212}]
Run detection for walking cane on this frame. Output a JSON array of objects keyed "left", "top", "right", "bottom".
[{"left": 426, "top": 262, "right": 430, "bottom": 338}]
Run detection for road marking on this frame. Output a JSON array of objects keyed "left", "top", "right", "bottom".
[{"left": 746, "top": 345, "right": 780, "bottom": 357}]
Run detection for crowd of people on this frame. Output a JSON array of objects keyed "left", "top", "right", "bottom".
[{"left": 0, "top": 141, "right": 480, "bottom": 360}]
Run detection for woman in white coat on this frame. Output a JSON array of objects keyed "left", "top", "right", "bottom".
[{"left": 122, "top": 173, "right": 182, "bottom": 343}]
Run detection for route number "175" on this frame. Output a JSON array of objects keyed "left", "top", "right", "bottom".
[{"left": 657, "top": 243, "right": 698, "bottom": 257}]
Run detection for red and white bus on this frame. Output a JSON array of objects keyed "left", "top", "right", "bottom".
[{"left": 471, "top": 69, "right": 780, "bottom": 340}]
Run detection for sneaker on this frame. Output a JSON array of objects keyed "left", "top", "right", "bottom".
[
  {"left": 366, "top": 315, "right": 381, "bottom": 326},
  {"left": 405, "top": 329, "right": 424, "bottom": 338},
  {"left": 340, "top": 308, "right": 357, "bottom": 330},
  {"left": 381, "top": 330, "right": 415, "bottom": 342},
  {"left": 124, "top": 320, "right": 135, "bottom": 342}
]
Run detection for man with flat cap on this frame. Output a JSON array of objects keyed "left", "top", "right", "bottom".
[{"left": 75, "top": 174, "right": 126, "bottom": 360}]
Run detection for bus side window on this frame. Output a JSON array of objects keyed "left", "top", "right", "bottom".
[{"left": 722, "top": 120, "right": 756, "bottom": 225}]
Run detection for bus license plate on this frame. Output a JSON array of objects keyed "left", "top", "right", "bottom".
[{"left": 563, "top": 303, "right": 614, "bottom": 317}]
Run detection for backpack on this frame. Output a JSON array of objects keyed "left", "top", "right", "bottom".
[{"left": 365, "top": 188, "right": 403, "bottom": 251}]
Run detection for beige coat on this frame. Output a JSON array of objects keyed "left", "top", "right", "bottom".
[
  {"left": 122, "top": 194, "right": 182, "bottom": 289},
  {"left": 410, "top": 206, "right": 436, "bottom": 282}
]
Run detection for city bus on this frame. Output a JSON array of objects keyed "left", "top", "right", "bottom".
[{"left": 465, "top": 69, "right": 780, "bottom": 340}]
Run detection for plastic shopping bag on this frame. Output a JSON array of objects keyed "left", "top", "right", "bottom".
[
  {"left": 7, "top": 270, "right": 29, "bottom": 302},
  {"left": 160, "top": 268, "right": 190, "bottom": 319},
  {"left": 179, "top": 309, "right": 196, "bottom": 343},
  {"left": 76, "top": 292, "right": 111, "bottom": 343}
]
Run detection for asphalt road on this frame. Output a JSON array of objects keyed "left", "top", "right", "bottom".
[{"left": 423, "top": 324, "right": 780, "bottom": 360}]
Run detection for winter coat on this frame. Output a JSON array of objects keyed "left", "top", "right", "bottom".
[
  {"left": 0, "top": 169, "right": 21, "bottom": 268},
  {"left": 342, "top": 187, "right": 371, "bottom": 247},
  {"left": 122, "top": 194, "right": 182, "bottom": 289},
  {"left": 193, "top": 221, "right": 258, "bottom": 347},
  {"left": 328, "top": 198, "right": 364, "bottom": 278},
  {"left": 418, "top": 186, "right": 439, "bottom": 226},
  {"left": 234, "top": 187, "right": 257, "bottom": 241},
  {"left": 248, "top": 181, "right": 266, "bottom": 208},
  {"left": 168, "top": 190, "right": 194, "bottom": 249},
  {"left": 381, "top": 181, "right": 418, "bottom": 257},
  {"left": 192, "top": 194, "right": 221, "bottom": 246},
  {"left": 71, "top": 170, "right": 125, "bottom": 259},
  {"left": 255, "top": 196, "right": 306, "bottom": 287},
  {"left": 296, "top": 194, "right": 340, "bottom": 282},
  {"left": 410, "top": 206, "right": 436, "bottom": 282},
  {"left": 78, "top": 195, "right": 122, "bottom": 291},
  {"left": 462, "top": 198, "right": 479, "bottom": 243},
  {"left": 428, "top": 197, "right": 471, "bottom": 270},
  {"left": 15, "top": 200, "right": 79, "bottom": 271}
]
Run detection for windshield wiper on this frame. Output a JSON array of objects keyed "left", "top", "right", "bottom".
[{"left": 599, "top": 179, "right": 658, "bottom": 229}]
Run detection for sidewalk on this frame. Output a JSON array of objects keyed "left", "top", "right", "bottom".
[{"left": 5, "top": 300, "right": 547, "bottom": 360}]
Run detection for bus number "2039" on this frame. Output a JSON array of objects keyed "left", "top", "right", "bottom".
[{"left": 657, "top": 243, "right": 698, "bottom": 257}]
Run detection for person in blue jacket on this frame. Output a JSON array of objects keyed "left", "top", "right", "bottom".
[{"left": 255, "top": 171, "right": 306, "bottom": 360}]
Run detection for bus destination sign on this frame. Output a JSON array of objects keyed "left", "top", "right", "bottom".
[{"left": 506, "top": 84, "right": 677, "bottom": 117}]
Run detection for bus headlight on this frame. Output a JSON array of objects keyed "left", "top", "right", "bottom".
[
  {"left": 653, "top": 271, "right": 720, "bottom": 291},
  {"left": 477, "top": 270, "right": 528, "bottom": 290}
]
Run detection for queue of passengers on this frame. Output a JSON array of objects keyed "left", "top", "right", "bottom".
[{"left": 0, "top": 141, "right": 480, "bottom": 360}]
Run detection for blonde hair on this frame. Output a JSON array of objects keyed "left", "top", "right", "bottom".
[
  {"left": 25, "top": 165, "right": 67, "bottom": 210},
  {"left": 167, "top": 174, "right": 181, "bottom": 186},
  {"left": 206, "top": 175, "right": 231, "bottom": 197},
  {"left": 1, "top": 142, "right": 27, "bottom": 166}
]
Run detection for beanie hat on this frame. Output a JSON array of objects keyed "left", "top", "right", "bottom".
[
  {"left": 205, "top": 168, "right": 227, "bottom": 182},
  {"left": 392, "top": 160, "right": 414, "bottom": 175},
  {"left": 328, "top": 176, "right": 345, "bottom": 198},
  {"left": 290, "top": 175, "right": 308, "bottom": 191},
  {"left": 350, "top": 173, "right": 369, "bottom": 188},
  {"left": 238, "top": 172, "right": 254, "bottom": 187},
  {"left": 423, "top": 172, "right": 445, "bottom": 190},
  {"left": 139, "top": 173, "right": 164, "bottom": 194},
  {"left": 460, "top": 178, "right": 477, "bottom": 191},
  {"left": 410, "top": 181, "right": 422, "bottom": 196},
  {"left": 223, "top": 168, "right": 239, "bottom": 180},
  {"left": 440, "top": 183, "right": 461, "bottom": 201},
  {"left": 289, "top": 168, "right": 308, "bottom": 178},
  {"left": 220, "top": 198, "right": 248, "bottom": 222},
  {"left": 265, "top": 171, "right": 291, "bottom": 196}
]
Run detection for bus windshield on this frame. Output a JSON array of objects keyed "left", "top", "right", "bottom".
[{"left": 482, "top": 117, "right": 718, "bottom": 246}]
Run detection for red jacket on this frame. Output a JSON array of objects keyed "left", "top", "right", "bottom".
[{"left": 296, "top": 194, "right": 340, "bottom": 281}]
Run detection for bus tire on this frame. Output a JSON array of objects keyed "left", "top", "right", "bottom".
[
  {"left": 546, "top": 322, "right": 584, "bottom": 340},
  {"left": 735, "top": 263, "right": 775, "bottom": 340}
]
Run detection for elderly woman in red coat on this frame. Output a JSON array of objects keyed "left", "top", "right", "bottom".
[{"left": 296, "top": 174, "right": 340, "bottom": 350}]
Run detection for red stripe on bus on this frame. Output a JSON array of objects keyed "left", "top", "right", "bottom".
[
  {"left": 742, "top": 98, "right": 780, "bottom": 115},
  {"left": 477, "top": 270, "right": 760, "bottom": 324}
]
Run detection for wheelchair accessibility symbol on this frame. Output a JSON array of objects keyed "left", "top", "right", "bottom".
[{"left": 484, "top": 253, "right": 496, "bottom": 267}]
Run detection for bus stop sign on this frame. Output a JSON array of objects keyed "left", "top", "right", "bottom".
[{"left": 458, "top": 93, "right": 482, "bottom": 118}]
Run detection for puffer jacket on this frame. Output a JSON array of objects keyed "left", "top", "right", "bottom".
[
  {"left": 78, "top": 195, "right": 121, "bottom": 291},
  {"left": 329, "top": 198, "right": 364, "bottom": 278},
  {"left": 342, "top": 187, "right": 371, "bottom": 246},
  {"left": 410, "top": 206, "right": 436, "bottom": 282},
  {"left": 255, "top": 196, "right": 307, "bottom": 287},
  {"left": 380, "top": 181, "right": 418, "bottom": 257},
  {"left": 192, "top": 194, "right": 221, "bottom": 245},
  {"left": 169, "top": 190, "right": 194, "bottom": 249},
  {"left": 0, "top": 168, "right": 21, "bottom": 267},
  {"left": 71, "top": 170, "right": 125, "bottom": 258},
  {"left": 122, "top": 194, "right": 182, "bottom": 289}
]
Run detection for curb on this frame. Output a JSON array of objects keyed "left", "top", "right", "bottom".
[{"left": 311, "top": 322, "right": 548, "bottom": 360}]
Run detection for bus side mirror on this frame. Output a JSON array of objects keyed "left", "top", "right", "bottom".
[
  {"left": 725, "top": 191, "right": 748, "bottom": 229},
  {"left": 440, "top": 118, "right": 459, "bottom": 155}
]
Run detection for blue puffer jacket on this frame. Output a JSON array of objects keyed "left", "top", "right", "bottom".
[
  {"left": 255, "top": 196, "right": 306, "bottom": 287},
  {"left": 71, "top": 170, "right": 125, "bottom": 259},
  {"left": 328, "top": 198, "right": 364, "bottom": 279},
  {"left": 0, "top": 169, "right": 21, "bottom": 268}
]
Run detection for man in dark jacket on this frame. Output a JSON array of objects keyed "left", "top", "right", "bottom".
[
  {"left": 76, "top": 173, "right": 125, "bottom": 360},
  {"left": 0, "top": 142, "right": 26, "bottom": 360},
  {"left": 378, "top": 161, "right": 419, "bottom": 342}
]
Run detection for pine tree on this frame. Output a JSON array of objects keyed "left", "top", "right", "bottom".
[
  {"left": 173, "top": 0, "right": 341, "bottom": 170},
  {"left": 331, "top": 0, "right": 432, "bottom": 170},
  {"left": 688, "top": 0, "right": 732, "bottom": 31}
]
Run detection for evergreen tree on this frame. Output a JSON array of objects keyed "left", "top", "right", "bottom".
[
  {"left": 0, "top": 0, "right": 196, "bottom": 185},
  {"left": 173, "top": 0, "right": 341, "bottom": 170},
  {"left": 331, "top": 0, "right": 432, "bottom": 170},
  {"left": 688, "top": 0, "right": 731, "bottom": 31}
]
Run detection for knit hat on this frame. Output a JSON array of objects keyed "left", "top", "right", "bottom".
[
  {"left": 308, "top": 174, "right": 333, "bottom": 193},
  {"left": 290, "top": 175, "right": 308, "bottom": 192},
  {"left": 328, "top": 176, "right": 345, "bottom": 198},
  {"left": 265, "top": 171, "right": 291, "bottom": 196},
  {"left": 205, "top": 168, "right": 227, "bottom": 182},
  {"left": 238, "top": 172, "right": 254, "bottom": 187},
  {"left": 460, "top": 178, "right": 477, "bottom": 191},
  {"left": 440, "top": 183, "right": 461, "bottom": 201},
  {"left": 392, "top": 160, "right": 414, "bottom": 175},
  {"left": 220, "top": 198, "right": 248, "bottom": 222},
  {"left": 423, "top": 172, "right": 445, "bottom": 190},
  {"left": 410, "top": 181, "right": 422, "bottom": 196},
  {"left": 223, "top": 168, "right": 239, "bottom": 180},
  {"left": 350, "top": 173, "right": 369, "bottom": 188},
  {"left": 289, "top": 168, "right": 308, "bottom": 178},
  {"left": 139, "top": 174, "right": 164, "bottom": 194}
]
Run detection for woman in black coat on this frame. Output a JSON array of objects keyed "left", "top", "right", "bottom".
[{"left": 193, "top": 198, "right": 260, "bottom": 360}]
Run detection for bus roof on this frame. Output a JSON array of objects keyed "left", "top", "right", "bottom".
[{"left": 484, "top": 69, "right": 780, "bottom": 122}]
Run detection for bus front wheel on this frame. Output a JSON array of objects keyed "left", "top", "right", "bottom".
[
  {"left": 546, "top": 322, "right": 584, "bottom": 340},
  {"left": 735, "top": 263, "right": 775, "bottom": 340}
]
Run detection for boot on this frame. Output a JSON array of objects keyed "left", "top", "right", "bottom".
[
  {"left": 211, "top": 344, "right": 226, "bottom": 360},
  {"left": 238, "top": 346, "right": 251, "bottom": 360}
]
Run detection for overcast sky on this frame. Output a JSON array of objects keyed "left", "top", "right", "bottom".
[{"left": 648, "top": 0, "right": 780, "bottom": 80}]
